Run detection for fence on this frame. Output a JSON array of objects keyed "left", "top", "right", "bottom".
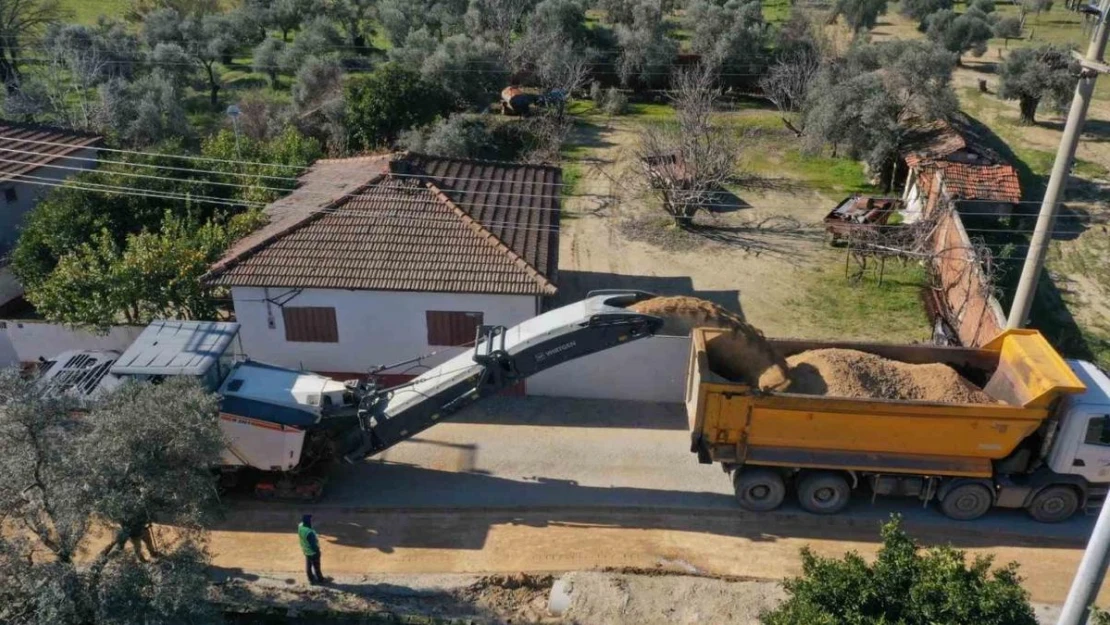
[
  {"left": 0, "top": 320, "right": 145, "bottom": 367},
  {"left": 924, "top": 175, "right": 1007, "bottom": 348}
]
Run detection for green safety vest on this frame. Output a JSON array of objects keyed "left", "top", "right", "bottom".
[{"left": 298, "top": 523, "right": 318, "bottom": 556}]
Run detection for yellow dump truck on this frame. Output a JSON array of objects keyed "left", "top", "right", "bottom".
[{"left": 686, "top": 328, "right": 1110, "bottom": 522}]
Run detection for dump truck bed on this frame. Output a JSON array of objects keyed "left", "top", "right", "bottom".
[{"left": 686, "top": 329, "right": 1086, "bottom": 478}]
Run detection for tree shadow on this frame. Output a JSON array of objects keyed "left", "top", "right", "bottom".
[
  {"left": 1040, "top": 118, "right": 1110, "bottom": 143},
  {"left": 213, "top": 461, "right": 1095, "bottom": 554},
  {"left": 448, "top": 395, "right": 689, "bottom": 430},
  {"left": 687, "top": 216, "right": 826, "bottom": 261},
  {"left": 567, "top": 118, "right": 618, "bottom": 152},
  {"left": 958, "top": 111, "right": 1044, "bottom": 195}
]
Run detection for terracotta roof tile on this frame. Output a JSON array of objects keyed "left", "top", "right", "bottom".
[
  {"left": 922, "top": 161, "right": 1022, "bottom": 203},
  {"left": 206, "top": 154, "right": 560, "bottom": 296}
]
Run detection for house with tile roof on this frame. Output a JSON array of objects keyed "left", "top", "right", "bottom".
[
  {"left": 898, "top": 114, "right": 1022, "bottom": 219},
  {"left": 0, "top": 123, "right": 103, "bottom": 313},
  {"left": 204, "top": 152, "right": 560, "bottom": 379}
]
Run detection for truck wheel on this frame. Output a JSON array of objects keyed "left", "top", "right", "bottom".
[
  {"left": 939, "top": 483, "right": 992, "bottom": 521},
  {"left": 797, "top": 472, "right": 851, "bottom": 515},
  {"left": 733, "top": 468, "right": 786, "bottom": 512},
  {"left": 1027, "top": 486, "right": 1080, "bottom": 523}
]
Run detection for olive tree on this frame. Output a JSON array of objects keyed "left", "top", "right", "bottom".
[
  {"left": 761, "top": 516, "right": 1038, "bottom": 625},
  {"left": 0, "top": 372, "right": 224, "bottom": 625},
  {"left": 925, "top": 8, "right": 994, "bottom": 65},
  {"left": 142, "top": 9, "right": 237, "bottom": 107},
  {"left": 802, "top": 40, "right": 958, "bottom": 188},
  {"left": 900, "top": 0, "right": 953, "bottom": 22},
  {"left": 998, "top": 44, "right": 1078, "bottom": 124},
  {"left": 994, "top": 16, "right": 1023, "bottom": 47},
  {"left": 0, "top": 0, "right": 67, "bottom": 91},
  {"left": 253, "top": 36, "right": 286, "bottom": 86},
  {"left": 830, "top": 0, "right": 888, "bottom": 35},
  {"left": 465, "top": 0, "right": 539, "bottom": 56},
  {"left": 378, "top": 0, "right": 469, "bottom": 45},
  {"left": 615, "top": 1, "right": 678, "bottom": 87},
  {"left": 685, "top": 0, "right": 766, "bottom": 70}
]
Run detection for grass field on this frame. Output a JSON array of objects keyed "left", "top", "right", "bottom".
[
  {"left": 60, "top": 0, "right": 131, "bottom": 24},
  {"left": 785, "top": 261, "right": 933, "bottom": 343}
]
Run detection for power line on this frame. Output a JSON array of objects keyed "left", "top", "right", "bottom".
[
  {"left": 14, "top": 169, "right": 1097, "bottom": 244},
  {"left": 3, "top": 136, "right": 1100, "bottom": 214}
]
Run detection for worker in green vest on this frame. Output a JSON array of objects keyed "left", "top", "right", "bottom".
[{"left": 297, "top": 514, "right": 328, "bottom": 584}]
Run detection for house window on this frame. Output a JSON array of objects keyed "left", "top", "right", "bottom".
[
  {"left": 426, "top": 311, "right": 483, "bottom": 346},
  {"left": 1085, "top": 416, "right": 1110, "bottom": 447},
  {"left": 3, "top": 187, "right": 16, "bottom": 203},
  {"left": 282, "top": 307, "right": 339, "bottom": 343}
]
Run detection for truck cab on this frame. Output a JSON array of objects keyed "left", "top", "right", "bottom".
[{"left": 1047, "top": 360, "right": 1110, "bottom": 486}]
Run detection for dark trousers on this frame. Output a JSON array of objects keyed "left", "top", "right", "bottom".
[{"left": 305, "top": 554, "right": 323, "bottom": 583}]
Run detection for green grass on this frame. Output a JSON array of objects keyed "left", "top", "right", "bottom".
[
  {"left": 786, "top": 261, "right": 932, "bottom": 343},
  {"left": 626, "top": 102, "right": 677, "bottom": 121},
  {"left": 779, "top": 149, "right": 878, "bottom": 194},
  {"left": 561, "top": 162, "right": 583, "bottom": 198},
  {"left": 762, "top": 0, "right": 793, "bottom": 24},
  {"left": 59, "top": 0, "right": 131, "bottom": 24}
]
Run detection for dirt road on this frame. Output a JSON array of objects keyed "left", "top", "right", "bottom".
[
  {"left": 201, "top": 397, "right": 1105, "bottom": 606},
  {"left": 207, "top": 505, "right": 1102, "bottom": 606}
]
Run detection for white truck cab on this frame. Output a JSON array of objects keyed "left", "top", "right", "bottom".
[{"left": 1047, "top": 360, "right": 1110, "bottom": 485}]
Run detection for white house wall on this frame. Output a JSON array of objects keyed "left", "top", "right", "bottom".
[{"left": 230, "top": 286, "right": 538, "bottom": 374}]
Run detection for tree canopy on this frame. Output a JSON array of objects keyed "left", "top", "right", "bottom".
[
  {"left": 761, "top": 516, "right": 1038, "bottom": 625},
  {"left": 802, "top": 40, "right": 958, "bottom": 187},
  {"left": 685, "top": 0, "right": 766, "bottom": 70},
  {"left": 998, "top": 44, "right": 1079, "bottom": 124},
  {"left": 0, "top": 372, "right": 224, "bottom": 625},
  {"left": 925, "top": 8, "right": 994, "bottom": 63},
  {"left": 830, "top": 0, "right": 889, "bottom": 34}
]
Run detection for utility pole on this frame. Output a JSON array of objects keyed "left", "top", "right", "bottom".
[
  {"left": 1058, "top": 496, "right": 1110, "bottom": 625},
  {"left": 1007, "top": 0, "right": 1110, "bottom": 329}
]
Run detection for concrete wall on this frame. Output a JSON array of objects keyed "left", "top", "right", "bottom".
[
  {"left": 0, "top": 147, "right": 99, "bottom": 257},
  {"left": 230, "top": 286, "right": 539, "bottom": 374},
  {"left": 527, "top": 335, "right": 691, "bottom": 403},
  {"left": 0, "top": 320, "right": 145, "bottom": 366}
]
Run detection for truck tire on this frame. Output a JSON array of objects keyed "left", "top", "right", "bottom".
[
  {"left": 1026, "top": 486, "right": 1080, "bottom": 523},
  {"left": 797, "top": 472, "right": 851, "bottom": 515},
  {"left": 733, "top": 468, "right": 786, "bottom": 512},
  {"left": 939, "top": 483, "right": 993, "bottom": 521}
]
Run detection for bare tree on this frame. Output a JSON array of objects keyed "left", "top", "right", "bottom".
[
  {"left": 631, "top": 64, "right": 741, "bottom": 227},
  {"left": 524, "top": 46, "right": 590, "bottom": 162},
  {"left": 759, "top": 48, "right": 821, "bottom": 136}
]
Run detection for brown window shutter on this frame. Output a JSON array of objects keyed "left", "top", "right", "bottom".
[
  {"left": 282, "top": 307, "right": 339, "bottom": 343},
  {"left": 426, "top": 311, "right": 484, "bottom": 346}
]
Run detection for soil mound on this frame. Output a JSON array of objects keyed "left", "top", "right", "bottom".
[
  {"left": 760, "top": 348, "right": 995, "bottom": 404},
  {"left": 628, "top": 296, "right": 789, "bottom": 387}
]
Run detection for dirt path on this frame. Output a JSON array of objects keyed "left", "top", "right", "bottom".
[
  {"left": 192, "top": 507, "right": 1106, "bottom": 606},
  {"left": 559, "top": 118, "right": 844, "bottom": 339}
]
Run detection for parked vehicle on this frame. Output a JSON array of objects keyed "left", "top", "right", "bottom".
[
  {"left": 824, "top": 195, "right": 904, "bottom": 243},
  {"left": 37, "top": 292, "right": 663, "bottom": 499},
  {"left": 686, "top": 327, "right": 1110, "bottom": 522}
]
